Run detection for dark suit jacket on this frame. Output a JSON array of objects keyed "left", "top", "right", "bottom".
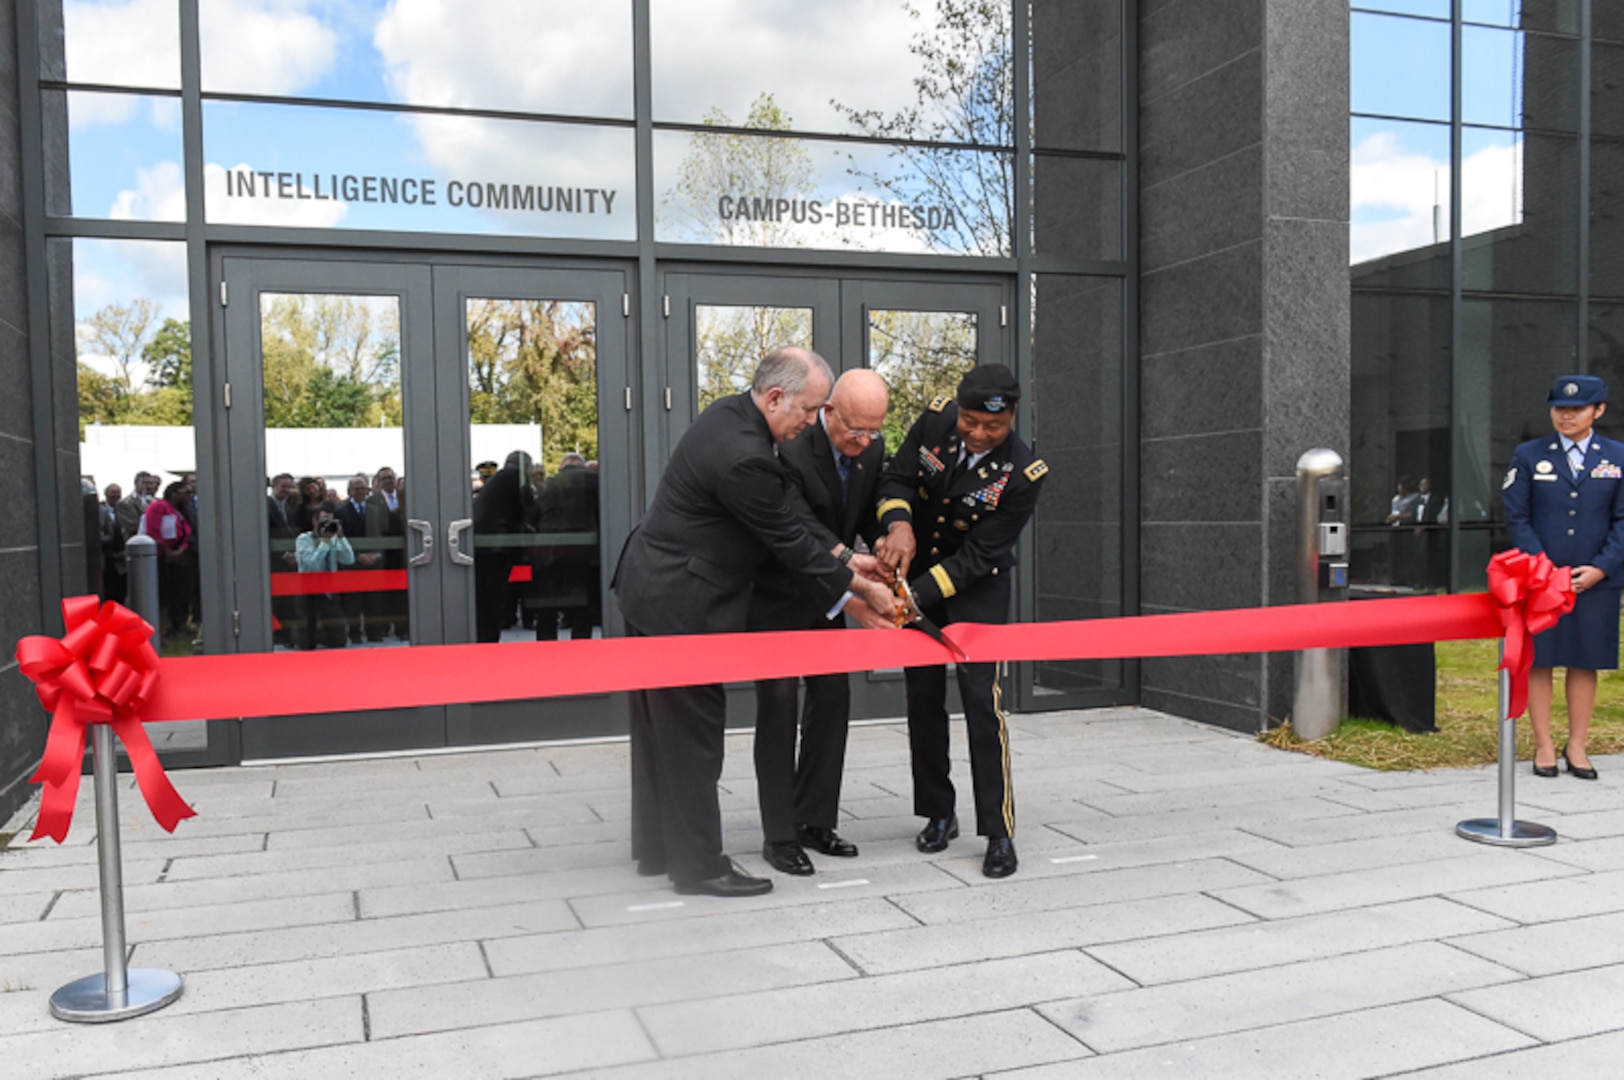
[
  {"left": 749, "top": 417, "right": 884, "bottom": 632},
  {"left": 614, "top": 392, "right": 851, "bottom": 636},
  {"left": 335, "top": 498, "right": 369, "bottom": 541},
  {"left": 1504, "top": 433, "right": 1624, "bottom": 588}
]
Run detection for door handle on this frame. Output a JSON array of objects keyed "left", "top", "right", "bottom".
[
  {"left": 406, "top": 518, "right": 433, "bottom": 567},
  {"left": 448, "top": 518, "right": 475, "bottom": 566}
]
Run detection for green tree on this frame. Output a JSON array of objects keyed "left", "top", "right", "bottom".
[
  {"left": 833, "top": 0, "right": 1013, "bottom": 256},
  {"left": 79, "top": 299, "right": 159, "bottom": 399},
  {"left": 76, "top": 363, "right": 130, "bottom": 436},
  {"left": 694, "top": 306, "right": 814, "bottom": 413},
  {"left": 467, "top": 299, "right": 599, "bottom": 468},
  {"left": 868, "top": 308, "right": 977, "bottom": 449},
  {"left": 259, "top": 294, "right": 401, "bottom": 430},
  {"left": 665, "top": 92, "right": 815, "bottom": 247}
]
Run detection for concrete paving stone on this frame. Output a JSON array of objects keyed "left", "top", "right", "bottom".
[
  {"left": 7, "top": 997, "right": 362, "bottom": 1078},
  {"left": 0, "top": 945, "right": 105, "bottom": 1019},
  {"left": 87, "top": 1008, "right": 655, "bottom": 1080},
  {"left": 1330, "top": 767, "right": 1493, "bottom": 791},
  {"left": 1224, "top": 827, "right": 1479, "bottom": 880},
  {"left": 926, "top": 826, "right": 1288, "bottom": 888},
  {"left": 7, "top": 942, "right": 489, "bottom": 1036},
  {"left": 1239, "top": 800, "right": 1507, "bottom": 848},
  {"left": 570, "top": 1008, "right": 1085, "bottom": 1080},
  {"left": 360, "top": 861, "right": 669, "bottom": 918},
  {"left": 1446, "top": 962, "right": 1624, "bottom": 1043},
  {"left": 51, "top": 854, "right": 457, "bottom": 920},
  {"left": 1084, "top": 897, "right": 1514, "bottom": 986},
  {"left": 260, "top": 804, "right": 601, "bottom": 850},
  {"left": 425, "top": 788, "right": 609, "bottom": 820},
  {"left": 1, "top": 832, "right": 264, "bottom": 871},
  {"left": 162, "top": 828, "right": 534, "bottom": 881},
  {"left": 0, "top": 890, "right": 52, "bottom": 924},
  {"left": 1515, "top": 784, "right": 1624, "bottom": 816},
  {"left": 115, "top": 799, "right": 433, "bottom": 842},
  {"left": 1445, "top": 867, "right": 1624, "bottom": 924},
  {"left": 1047, "top": 796, "right": 1359, "bottom": 845},
  {"left": 452, "top": 838, "right": 629, "bottom": 879},
  {"left": 1037, "top": 942, "right": 1522, "bottom": 1053},
  {"left": 996, "top": 999, "right": 1534, "bottom": 1080},
  {"left": 1534, "top": 806, "right": 1624, "bottom": 840},
  {"left": 0, "top": 892, "right": 355, "bottom": 957},
  {"left": 1209, "top": 852, "right": 1578, "bottom": 920},
  {"left": 370, "top": 940, "right": 857, "bottom": 1040},
  {"left": 248, "top": 757, "right": 429, "bottom": 782},
  {"left": 142, "top": 897, "right": 579, "bottom": 973},
  {"left": 0, "top": 860, "right": 171, "bottom": 899},
  {"left": 893, "top": 858, "right": 1274, "bottom": 926},
  {"left": 832, "top": 892, "right": 1254, "bottom": 975},
  {"left": 1078, "top": 777, "right": 1413, "bottom": 818},
  {"left": 1447, "top": 909, "right": 1624, "bottom": 977},
  {"left": 542, "top": 745, "right": 633, "bottom": 778},
  {"left": 1519, "top": 833, "right": 1624, "bottom": 872},
  {"left": 485, "top": 896, "right": 917, "bottom": 977},
  {"left": 1393, "top": 1028, "right": 1624, "bottom": 1079},
  {"left": 569, "top": 860, "right": 963, "bottom": 929},
  {"left": 639, "top": 950, "right": 1130, "bottom": 1057},
  {"left": 1318, "top": 780, "right": 1529, "bottom": 814},
  {"left": 1090, "top": 760, "right": 1366, "bottom": 796}
]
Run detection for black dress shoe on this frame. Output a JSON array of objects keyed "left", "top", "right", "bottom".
[
  {"left": 635, "top": 859, "right": 667, "bottom": 877},
  {"left": 916, "top": 816, "right": 959, "bottom": 853},
  {"left": 1563, "top": 744, "right": 1599, "bottom": 780},
  {"left": 673, "top": 867, "right": 774, "bottom": 897},
  {"left": 763, "top": 841, "right": 815, "bottom": 876},
  {"left": 983, "top": 838, "right": 1018, "bottom": 878},
  {"left": 1532, "top": 759, "right": 1559, "bottom": 778},
  {"left": 797, "top": 824, "right": 859, "bottom": 858}
]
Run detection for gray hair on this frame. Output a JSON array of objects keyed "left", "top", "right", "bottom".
[{"left": 751, "top": 347, "right": 833, "bottom": 400}]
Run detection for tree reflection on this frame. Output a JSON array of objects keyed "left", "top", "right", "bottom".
[
  {"left": 466, "top": 299, "right": 599, "bottom": 467},
  {"left": 694, "top": 305, "right": 814, "bottom": 413},
  {"left": 869, "top": 309, "right": 977, "bottom": 448}
]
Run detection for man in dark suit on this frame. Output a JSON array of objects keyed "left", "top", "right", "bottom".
[
  {"left": 334, "top": 474, "right": 383, "bottom": 643},
  {"left": 614, "top": 347, "right": 898, "bottom": 898},
  {"left": 875, "top": 364, "right": 1047, "bottom": 879},
  {"left": 365, "top": 466, "right": 407, "bottom": 641},
  {"left": 750, "top": 368, "right": 892, "bottom": 876},
  {"left": 267, "top": 473, "right": 300, "bottom": 646},
  {"left": 532, "top": 451, "right": 601, "bottom": 640}
]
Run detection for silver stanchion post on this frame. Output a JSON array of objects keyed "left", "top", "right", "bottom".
[
  {"left": 48, "top": 722, "right": 184, "bottom": 1021},
  {"left": 47, "top": 531, "right": 184, "bottom": 1021},
  {"left": 1456, "top": 641, "right": 1557, "bottom": 847}
]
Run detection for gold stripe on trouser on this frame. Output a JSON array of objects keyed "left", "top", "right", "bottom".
[{"left": 994, "top": 660, "right": 1013, "bottom": 836}]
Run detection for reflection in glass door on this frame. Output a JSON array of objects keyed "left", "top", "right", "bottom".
[
  {"left": 259, "top": 292, "right": 411, "bottom": 655},
  {"left": 695, "top": 305, "right": 814, "bottom": 412},
  {"left": 866, "top": 307, "right": 979, "bottom": 449}
]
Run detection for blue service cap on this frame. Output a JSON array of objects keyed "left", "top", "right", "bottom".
[{"left": 1547, "top": 375, "right": 1608, "bottom": 406}]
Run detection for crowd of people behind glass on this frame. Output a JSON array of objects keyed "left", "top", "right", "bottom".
[{"left": 94, "top": 469, "right": 201, "bottom": 651}]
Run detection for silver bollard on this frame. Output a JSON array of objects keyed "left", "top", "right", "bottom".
[
  {"left": 125, "top": 534, "right": 160, "bottom": 654},
  {"left": 1293, "top": 449, "right": 1348, "bottom": 740},
  {"left": 1456, "top": 641, "right": 1557, "bottom": 847},
  {"left": 47, "top": 723, "right": 184, "bottom": 1021}
]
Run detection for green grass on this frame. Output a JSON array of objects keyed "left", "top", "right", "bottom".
[{"left": 1262, "top": 632, "right": 1624, "bottom": 770}]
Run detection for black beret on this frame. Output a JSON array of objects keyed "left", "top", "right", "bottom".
[{"left": 956, "top": 364, "right": 1021, "bottom": 414}]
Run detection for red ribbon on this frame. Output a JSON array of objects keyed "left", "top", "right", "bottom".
[
  {"left": 1485, "top": 549, "right": 1576, "bottom": 718},
  {"left": 13, "top": 555, "right": 1578, "bottom": 843},
  {"left": 15, "top": 598, "right": 195, "bottom": 843}
]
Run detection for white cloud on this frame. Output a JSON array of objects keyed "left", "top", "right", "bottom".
[
  {"left": 108, "top": 160, "right": 187, "bottom": 221},
  {"left": 63, "top": 0, "right": 180, "bottom": 95},
  {"left": 1350, "top": 131, "right": 1523, "bottom": 265},
  {"left": 197, "top": 0, "right": 338, "bottom": 95}
]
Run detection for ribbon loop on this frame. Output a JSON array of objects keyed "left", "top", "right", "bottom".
[
  {"left": 14, "top": 598, "right": 194, "bottom": 843},
  {"left": 1486, "top": 550, "right": 1576, "bottom": 719}
]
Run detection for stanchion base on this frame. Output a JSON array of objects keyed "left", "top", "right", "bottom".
[
  {"left": 49, "top": 968, "right": 183, "bottom": 1023},
  {"left": 1455, "top": 818, "right": 1558, "bottom": 848}
]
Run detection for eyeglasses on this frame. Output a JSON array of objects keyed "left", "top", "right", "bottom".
[{"left": 829, "top": 404, "right": 883, "bottom": 442}]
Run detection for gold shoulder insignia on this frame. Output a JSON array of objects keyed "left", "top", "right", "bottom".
[
  {"left": 928, "top": 395, "right": 951, "bottom": 413},
  {"left": 1024, "top": 459, "right": 1048, "bottom": 482}
]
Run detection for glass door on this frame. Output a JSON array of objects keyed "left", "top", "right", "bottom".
[{"left": 220, "top": 255, "right": 631, "bottom": 758}]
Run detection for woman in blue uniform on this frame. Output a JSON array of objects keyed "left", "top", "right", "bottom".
[{"left": 1503, "top": 375, "right": 1624, "bottom": 779}]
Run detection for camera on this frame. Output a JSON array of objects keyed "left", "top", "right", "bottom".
[{"left": 317, "top": 517, "right": 340, "bottom": 538}]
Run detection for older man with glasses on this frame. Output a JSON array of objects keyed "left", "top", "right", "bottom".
[{"left": 748, "top": 367, "right": 895, "bottom": 877}]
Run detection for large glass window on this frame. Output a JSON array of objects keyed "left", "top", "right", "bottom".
[
  {"left": 1352, "top": 13, "right": 1453, "bottom": 122},
  {"left": 1463, "top": 1, "right": 1581, "bottom": 35},
  {"left": 1594, "top": 138, "right": 1624, "bottom": 298},
  {"left": 1350, "top": 118, "right": 1452, "bottom": 289},
  {"left": 199, "top": 0, "right": 633, "bottom": 119},
  {"left": 203, "top": 103, "right": 635, "bottom": 240},
  {"left": 1031, "top": 0, "right": 1121, "bottom": 153},
  {"left": 52, "top": 90, "right": 184, "bottom": 221},
  {"left": 1461, "top": 128, "right": 1579, "bottom": 294},
  {"left": 55, "top": 0, "right": 180, "bottom": 88}
]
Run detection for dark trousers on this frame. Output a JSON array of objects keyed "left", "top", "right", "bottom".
[
  {"left": 473, "top": 553, "right": 515, "bottom": 643},
  {"left": 905, "top": 659, "right": 1014, "bottom": 839},
  {"left": 628, "top": 626, "right": 732, "bottom": 884},
  {"left": 753, "top": 671, "right": 850, "bottom": 843}
]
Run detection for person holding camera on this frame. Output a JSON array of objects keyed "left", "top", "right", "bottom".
[{"left": 292, "top": 501, "right": 355, "bottom": 650}]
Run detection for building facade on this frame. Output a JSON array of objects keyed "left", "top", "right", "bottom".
[{"left": 0, "top": 0, "right": 1356, "bottom": 820}]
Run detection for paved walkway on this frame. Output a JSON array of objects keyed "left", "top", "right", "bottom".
[{"left": 2, "top": 707, "right": 1622, "bottom": 1079}]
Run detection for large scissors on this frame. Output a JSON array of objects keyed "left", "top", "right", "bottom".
[{"left": 892, "top": 576, "right": 968, "bottom": 664}]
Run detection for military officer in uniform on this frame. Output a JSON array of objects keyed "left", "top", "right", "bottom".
[
  {"left": 1504, "top": 374, "right": 1624, "bottom": 781},
  {"left": 873, "top": 364, "right": 1047, "bottom": 878}
]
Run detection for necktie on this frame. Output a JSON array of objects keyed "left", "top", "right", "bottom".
[
  {"left": 951, "top": 453, "right": 970, "bottom": 483},
  {"left": 836, "top": 454, "right": 853, "bottom": 499},
  {"left": 1570, "top": 445, "right": 1585, "bottom": 477}
]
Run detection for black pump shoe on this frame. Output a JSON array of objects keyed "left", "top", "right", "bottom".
[
  {"left": 1532, "top": 758, "right": 1559, "bottom": 778},
  {"left": 1563, "top": 745, "right": 1599, "bottom": 781}
]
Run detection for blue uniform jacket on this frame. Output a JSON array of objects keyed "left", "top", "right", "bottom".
[{"left": 1503, "top": 433, "right": 1624, "bottom": 589}]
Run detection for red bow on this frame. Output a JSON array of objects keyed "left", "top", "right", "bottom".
[
  {"left": 15, "top": 597, "right": 195, "bottom": 843},
  {"left": 1486, "top": 550, "right": 1577, "bottom": 719}
]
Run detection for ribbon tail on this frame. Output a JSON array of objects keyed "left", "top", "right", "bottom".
[
  {"left": 109, "top": 718, "right": 195, "bottom": 833},
  {"left": 28, "top": 699, "right": 86, "bottom": 844}
]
